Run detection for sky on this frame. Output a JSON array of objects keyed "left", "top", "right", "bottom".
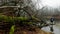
[{"left": 31, "top": 0, "right": 60, "bottom": 9}]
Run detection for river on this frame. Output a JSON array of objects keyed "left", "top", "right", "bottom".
[{"left": 41, "top": 20, "right": 60, "bottom": 34}]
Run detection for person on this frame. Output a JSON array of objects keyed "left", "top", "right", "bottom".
[
  {"left": 50, "top": 17, "right": 54, "bottom": 23},
  {"left": 50, "top": 17, "right": 55, "bottom": 32}
]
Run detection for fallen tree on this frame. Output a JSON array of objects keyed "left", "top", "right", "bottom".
[
  {"left": 0, "top": 15, "right": 41, "bottom": 22},
  {"left": 0, "top": 15, "right": 49, "bottom": 28}
]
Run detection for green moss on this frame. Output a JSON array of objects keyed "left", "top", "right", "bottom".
[
  {"left": 27, "top": 22, "right": 33, "bottom": 25},
  {"left": 0, "top": 15, "right": 14, "bottom": 22},
  {"left": 0, "top": 15, "right": 29, "bottom": 22},
  {"left": 17, "top": 17, "right": 28, "bottom": 21},
  {"left": 9, "top": 25, "right": 15, "bottom": 34}
]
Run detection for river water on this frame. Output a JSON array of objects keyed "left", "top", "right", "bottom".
[{"left": 41, "top": 20, "right": 60, "bottom": 34}]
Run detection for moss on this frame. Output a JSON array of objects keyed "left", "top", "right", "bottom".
[
  {"left": 9, "top": 25, "right": 15, "bottom": 34},
  {"left": 0, "top": 15, "right": 14, "bottom": 22},
  {"left": 27, "top": 22, "right": 33, "bottom": 25},
  {"left": 0, "top": 15, "right": 29, "bottom": 22},
  {"left": 17, "top": 17, "right": 28, "bottom": 21}
]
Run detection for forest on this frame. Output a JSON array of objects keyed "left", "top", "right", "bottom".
[{"left": 0, "top": 0, "right": 60, "bottom": 34}]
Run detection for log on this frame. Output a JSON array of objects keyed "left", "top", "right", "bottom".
[{"left": 0, "top": 15, "right": 41, "bottom": 22}]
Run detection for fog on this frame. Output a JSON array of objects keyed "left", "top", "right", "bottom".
[
  {"left": 31, "top": 0, "right": 60, "bottom": 16},
  {"left": 31, "top": 0, "right": 60, "bottom": 9}
]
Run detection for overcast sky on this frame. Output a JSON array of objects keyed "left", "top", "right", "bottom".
[
  {"left": 31, "top": 0, "right": 60, "bottom": 15},
  {"left": 31, "top": 0, "right": 60, "bottom": 9}
]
